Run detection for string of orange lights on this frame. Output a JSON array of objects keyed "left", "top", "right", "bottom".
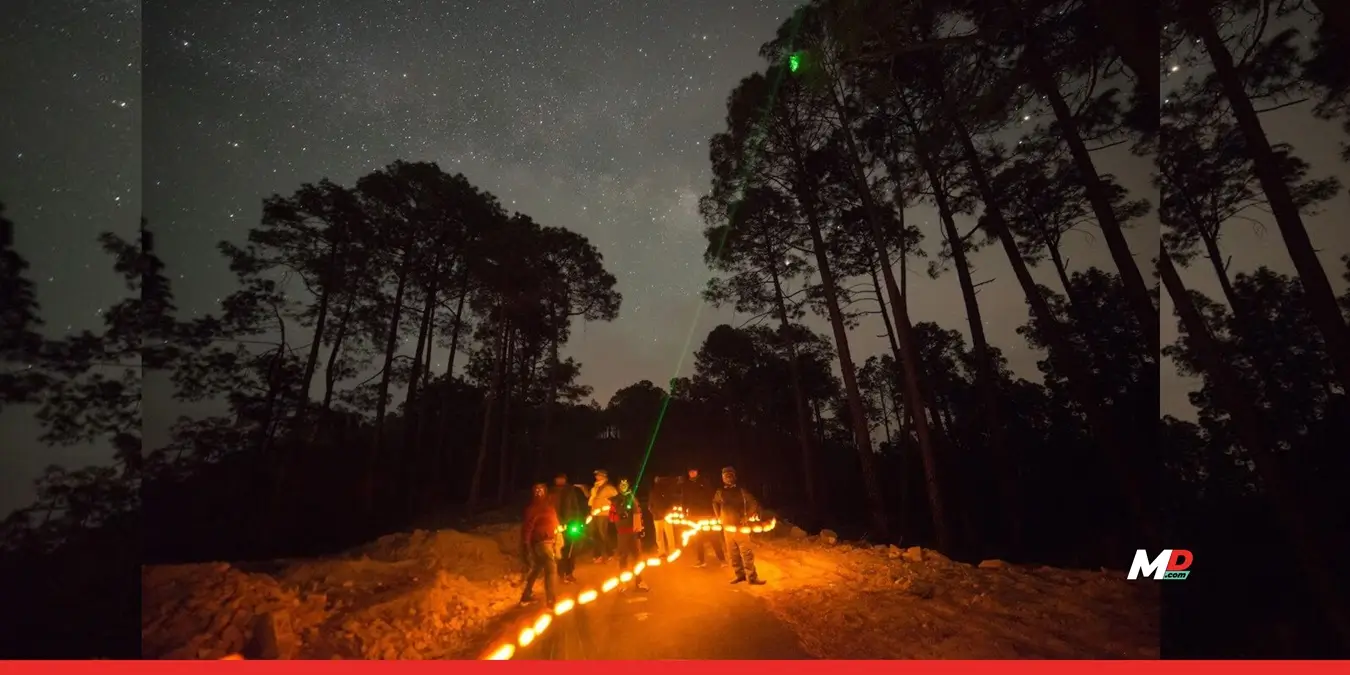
[{"left": 480, "top": 505, "right": 777, "bottom": 660}]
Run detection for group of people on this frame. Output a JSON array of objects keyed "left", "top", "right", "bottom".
[{"left": 518, "top": 465, "right": 765, "bottom": 608}]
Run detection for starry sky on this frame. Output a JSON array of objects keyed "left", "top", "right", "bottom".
[{"left": 1, "top": 1, "right": 1346, "bottom": 515}]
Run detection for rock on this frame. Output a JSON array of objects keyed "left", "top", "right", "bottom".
[
  {"left": 926, "top": 550, "right": 951, "bottom": 565},
  {"left": 819, "top": 529, "right": 839, "bottom": 545},
  {"left": 788, "top": 526, "right": 808, "bottom": 539},
  {"left": 902, "top": 546, "right": 924, "bottom": 562},
  {"left": 246, "top": 610, "right": 300, "bottom": 660},
  {"left": 978, "top": 559, "right": 1008, "bottom": 570},
  {"left": 908, "top": 581, "right": 937, "bottom": 599},
  {"left": 886, "top": 545, "right": 902, "bottom": 559}
]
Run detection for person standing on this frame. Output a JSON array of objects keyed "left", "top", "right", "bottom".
[
  {"left": 680, "top": 467, "right": 725, "bottom": 568},
  {"left": 548, "top": 472, "right": 588, "bottom": 584},
  {"left": 649, "top": 476, "right": 678, "bottom": 556},
  {"left": 587, "top": 469, "right": 618, "bottom": 563},
  {"left": 713, "top": 466, "right": 765, "bottom": 585},
  {"left": 609, "top": 478, "right": 650, "bottom": 592},
  {"left": 520, "top": 483, "right": 561, "bottom": 606}
]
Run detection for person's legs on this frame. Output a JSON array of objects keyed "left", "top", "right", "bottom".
[
  {"left": 537, "top": 541, "right": 559, "bottom": 605},
  {"left": 653, "top": 521, "right": 666, "bottom": 555},
  {"left": 618, "top": 533, "right": 648, "bottom": 589},
  {"left": 558, "top": 537, "right": 576, "bottom": 580},
  {"left": 725, "top": 532, "right": 746, "bottom": 581},
  {"left": 589, "top": 519, "right": 609, "bottom": 560},
  {"left": 738, "top": 536, "right": 760, "bottom": 583},
  {"left": 690, "top": 530, "right": 707, "bottom": 566},
  {"left": 521, "top": 548, "right": 541, "bottom": 602}
]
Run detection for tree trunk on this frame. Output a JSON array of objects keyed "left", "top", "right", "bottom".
[
  {"left": 468, "top": 310, "right": 508, "bottom": 509},
  {"left": 496, "top": 328, "right": 517, "bottom": 506},
  {"left": 1084, "top": 0, "right": 1157, "bottom": 87},
  {"left": 298, "top": 287, "right": 331, "bottom": 413},
  {"left": 407, "top": 288, "right": 436, "bottom": 413},
  {"left": 921, "top": 146, "right": 1020, "bottom": 550},
  {"left": 870, "top": 264, "right": 902, "bottom": 358},
  {"left": 371, "top": 254, "right": 412, "bottom": 469},
  {"left": 321, "top": 292, "right": 357, "bottom": 412},
  {"left": 1183, "top": 0, "right": 1350, "bottom": 394},
  {"left": 1023, "top": 38, "right": 1159, "bottom": 357},
  {"left": 1158, "top": 250, "right": 1350, "bottom": 642},
  {"left": 800, "top": 188, "right": 890, "bottom": 539},
  {"left": 537, "top": 333, "right": 562, "bottom": 481},
  {"left": 868, "top": 263, "right": 914, "bottom": 450},
  {"left": 399, "top": 285, "right": 438, "bottom": 512},
  {"left": 1200, "top": 232, "right": 1243, "bottom": 311},
  {"left": 768, "top": 260, "right": 819, "bottom": 515},
  {"left": 948, "top": 111, "right": 1154, "bottom": 541},
  {"left": 1046, "top": 240, "right": 1078, "bottom": 306},
  {"left": 829, "top": 94, "right": 941, "bottom": 548},
  {"left": 445, "top": 270, "right": 470, "bottom": 377},
  {"left": 1310, "top": 0, "right": 1350, "bottom": 39},
  {"left": 432, "top": 273, "right": 472, "bottom": 494}
]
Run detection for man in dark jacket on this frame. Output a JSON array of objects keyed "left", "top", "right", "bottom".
[
  {"left": 520, "top": 483, "right": 561, "bottom": 606},
  {"left": 680, "top": 467, "right": 725, "bottom": 568},
  {"left": 713, "top": 466, "right": 765, "bottom": 585},
  {"left": 548, "top": 472, "right": 588, "bottom": 584},
  {"left": 609, "top": 478, "right": 650, "bottom": 592}
]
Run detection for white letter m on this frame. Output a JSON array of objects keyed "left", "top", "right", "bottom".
[{"left": 1127, "top": 549, "right": 1171, "bottom": 580}]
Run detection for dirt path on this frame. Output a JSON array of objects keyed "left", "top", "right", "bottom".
[{"left": 515, "top": 555, "right": 811, "bottom": 660}]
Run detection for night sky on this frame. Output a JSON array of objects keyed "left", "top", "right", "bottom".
[{"left": 1, "top": 1, "right": 1346, "bottom": 514}]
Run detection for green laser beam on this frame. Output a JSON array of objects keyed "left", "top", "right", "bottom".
[{"left": 630, "top": 7, "right": 810, "bottom": 493}]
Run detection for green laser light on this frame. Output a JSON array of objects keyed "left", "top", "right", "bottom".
[
  {"left": 566, "top": 522, "right": 584, "bottom": 538},
  {"left": 788, "top": 52, "right": 802, "bottom": 72}
]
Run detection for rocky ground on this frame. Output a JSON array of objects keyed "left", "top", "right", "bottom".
[
  {"left": 141, "top": 524, "right": 523, "bottom": 659},
  {"left": 751, "top": 526, "right": 1160, "bottom": 659},
  {"left": 142, "top": 519, "right": 1159, "bottom": 660}
]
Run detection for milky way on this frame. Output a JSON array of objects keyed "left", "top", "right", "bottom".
[{"left": 3, "top": 1, "right": 1346, "bottom": 513}]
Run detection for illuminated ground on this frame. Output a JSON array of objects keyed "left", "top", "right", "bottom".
[
  {"left": 513, "top": 554, "right": 811, "bottom": 660},
  {"left": 142, "top": 521, "right": 1158, "bottom": 660}
]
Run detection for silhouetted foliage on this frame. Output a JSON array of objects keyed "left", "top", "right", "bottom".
[{"left": 4, "top": 0, "right": 1350, "bottom": 661}]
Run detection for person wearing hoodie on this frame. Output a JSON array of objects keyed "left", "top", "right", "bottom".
[
  {"left": 713, "top": 466, "right": 765, "bottom": 585},
  {"left": 587, "top": 469, "right": 619, "bottom": 562},
  {"left": 520, "top": 483, "right": 561, "bottom": 607},
  {"left": 649, "top": 476, "right": 678, "bottom": 556},
  {"left": 608, "top": 477, "right": 650, "bottom": 592},
  {"left": 548, "top": 472, "right": 589, "bottom": 584},
  {"left": 680, "top": 467, "right": 725, "bottom": 568}
]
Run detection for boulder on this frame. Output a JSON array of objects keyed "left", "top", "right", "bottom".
[
  {"left": 818, "top": 529, "right": 839, "bottom": 545},
  {"left": 902, "top": 546, "right": 924, "bottom": 562},
  {"left": 978, "top": 559, "right": 1008, "bottom": 570},
  {"left": 245, "top": 610, "right": 300, "bottom": 660}
]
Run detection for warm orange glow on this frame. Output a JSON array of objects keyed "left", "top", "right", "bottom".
[{"left": 481, "top": 511, "right": 777, "bottom": 659}]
